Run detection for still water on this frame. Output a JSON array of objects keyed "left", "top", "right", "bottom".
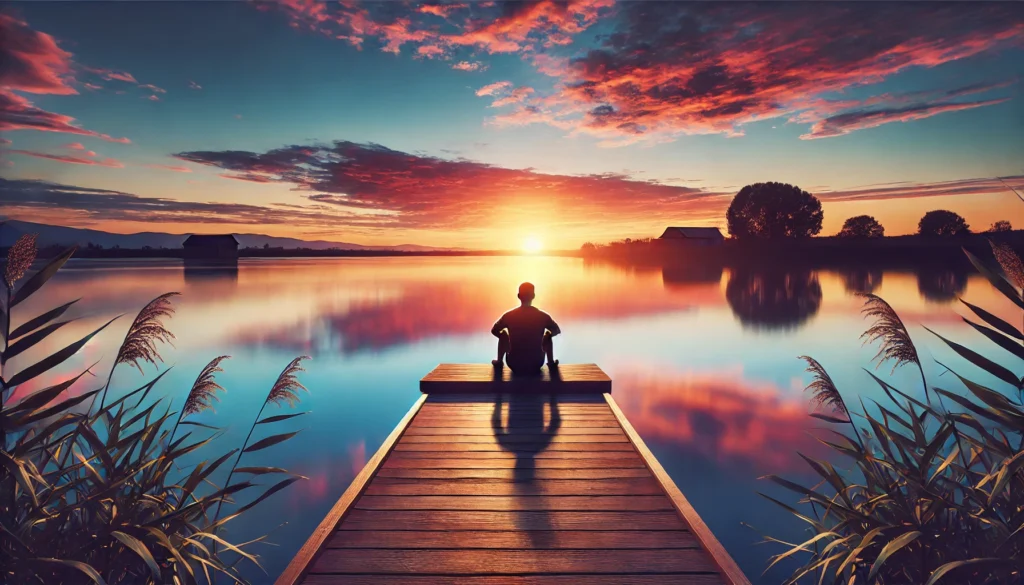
[{"left": 11, "top": 256, "right": 1020, "bottom": 583}]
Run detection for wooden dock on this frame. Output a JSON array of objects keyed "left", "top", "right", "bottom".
[{"left": 276, "top": 364, "right": 750, "bottom": 585}]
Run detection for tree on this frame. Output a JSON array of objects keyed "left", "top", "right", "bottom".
[
  {"left": 726, "top": 182, "right": 823, "bottom": 239},
  {"left": 837, "top": 215, "right": 884, "bottom": 238},
  {"left": 917, "top": 210, "right": 970, "bottom": 236},
  {"left": 989, "top": 220, "right": 1012, "bottom": 233}
]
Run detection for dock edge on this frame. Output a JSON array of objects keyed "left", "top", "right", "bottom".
[
  {"left": 274, "top": 394, "right": 428, "bottom": 585},
  {"left": 605, "top": 393, "right": 753, "bottom": 585}
]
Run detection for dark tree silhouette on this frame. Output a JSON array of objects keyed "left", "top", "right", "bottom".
[
  {"left": 837, "top": 215, "right": 884, "bottom": 238},
  {"left": 841, "top": 268, "right": 883, "bottom": 294},
  {"left": 726, "top": 182, "right": 823, "bottom": 239},
  {"left": 918, "top": 210, "right": 970, "bottom": 236},
  {"left": 989, "top": 220, "right": 1013, "bottom": 233},
  {"left": 725, "top": 269, "right": 823, "bottom": 331}
]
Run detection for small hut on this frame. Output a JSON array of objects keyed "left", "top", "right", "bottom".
[
  {"left": 182, "top": 234, "right": 239, "bottom": 260},
  {"left": 658, "top": 227, "right": 725, "bottom": 246}
]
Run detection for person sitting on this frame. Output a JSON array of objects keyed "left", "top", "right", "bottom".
[{"left": 491, "top": 282, "right": 560, "bottom": 375}]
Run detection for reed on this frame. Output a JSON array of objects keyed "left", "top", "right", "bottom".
[
  {"left": 764, "top": 245, "right": 1024, "bottom": 584},
  {"left": 1, "top": 239, "right": 307, "bottom": 585}
]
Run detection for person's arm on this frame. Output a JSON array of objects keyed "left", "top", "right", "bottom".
[
  {"left": 546, "top": 314, "right": 561, "bottom": 336},
  {"left": 491, "top": 314, "right": 506, "bottom": 337}
]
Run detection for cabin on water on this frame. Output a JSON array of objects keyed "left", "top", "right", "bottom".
[
  {"left": 658, "top": 226, "right": 726, "bottom": 246},
  {"left": 182, "top": 234, "right": 239, "bottom": 259}
]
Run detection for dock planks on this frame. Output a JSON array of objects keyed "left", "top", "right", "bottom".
[
  {"left": 278, "top": 375, "right": 749, "bottom": 585},
  {"left": 420, "top": 363, "right": 612, "bottom": 394}
]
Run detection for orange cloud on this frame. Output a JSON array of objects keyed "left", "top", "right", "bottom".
[{"left": 9, "top": 149, "right": 123, "bottom": 168}]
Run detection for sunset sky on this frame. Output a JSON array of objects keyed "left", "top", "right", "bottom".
[{"left": 2, "top": 1, "right": 1023, "bottom": 249}]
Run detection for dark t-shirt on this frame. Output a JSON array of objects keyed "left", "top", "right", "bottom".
[{"left": 492, "top": 306, "right": 560, "bottom": 370}]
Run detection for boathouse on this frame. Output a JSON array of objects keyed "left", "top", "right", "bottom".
[
  {"left": 182, "top": 234, "right": 239, "bottom": 260},
  {"left": 659, "top": 226, "right": 726, "bottom": 245}
]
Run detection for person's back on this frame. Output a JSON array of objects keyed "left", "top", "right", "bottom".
[{"left": 491, "top": 282, "right": 560, "bottom": 375}]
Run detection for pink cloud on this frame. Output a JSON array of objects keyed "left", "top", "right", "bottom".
[
  {"left": 88, "top": 68, "right": 138, "bottom": 84},
  {"left": 0, "top": 90, "right": 131, "bottom": 143},
  {"left": 475, "top": 80, "right": 512, "bottom": 97},
  {"left": 63, "top": 142, "right": 86, "bottom": 150},
  {"left": 9, "top": 149, "right": 123, "bottom": 168},
  {"left": 145, "top": 95, "right": 160, "bottom": 101},
  {"left": 143, "top": 164, "right": 192, "bottom": 173},
  {"left": 139, "top": 83, "right": 166, "bottom": 94},
  {"left": 801, "top": 98, "right": 1010, "bottom": 139},
  {"left": 451, "top": 60, "right": 486, "bottom": 72},
  {"left": 0, "top": 138, "right": 11, "bottom": 145},
  {"left": 418, "top": 4, "right": 466, "bottom": 18},
  {"left": 82, "top": 82, "right": 102, "bottom": 91},
  {"left": 416, "top": 44, "right": 446, "bottom": 58},
  {"left": 490, "top": 86, "right": 534, "bottom": 107},
  {"left": 0, "top": 14, "right": 77, "bottom": 95},
  {"left": 189, "top": 80, "right": 202, "bottom": 90}
]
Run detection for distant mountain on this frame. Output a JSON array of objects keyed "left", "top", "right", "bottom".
[{"left": 0, "top": 219, "right": 462, "bottom": 251}]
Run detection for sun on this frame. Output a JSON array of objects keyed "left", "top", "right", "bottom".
[{"left": 522, "top": 236, "right": 543, "bottom": 254}]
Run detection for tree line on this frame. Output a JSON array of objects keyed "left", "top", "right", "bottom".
[{"left": 726, "top": 181, "right": 1013, "bottom": 240}]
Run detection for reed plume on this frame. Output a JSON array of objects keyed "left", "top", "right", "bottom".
[
  {"left": 98, "top": 292, "right": 179, "bottom": 410},
  {"left": 264, "top": 356, "right": 309, "bottom": 407},
  {"left": 799, "top": 355, "right": 849, "bottom": 421},
  {"left": 169, "top": 356, "right": 229, "bottom": 445},
  {"left": 4, "top": 233, "right": 37, "bottom": 289},
  {"left": 860, "top": 293, "right": 930, "bottom": 400},
  {"left": 989, "top": 240, "right": 1024, "bottom": 290}
]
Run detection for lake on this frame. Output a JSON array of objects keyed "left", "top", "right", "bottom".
[{"left": 10, "top": 255, "right": 1020, "bottom": 583}]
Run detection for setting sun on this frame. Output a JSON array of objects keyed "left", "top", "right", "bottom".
[{"left": 522, "top": 236, "right": 544, "bottom": 254}]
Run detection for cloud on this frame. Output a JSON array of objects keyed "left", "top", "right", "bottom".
[
  {"left": 475, "top": 80, "right": 512, "bottom": 96},
  {"left": 815, "top": 175, "right": 1024, "bottom": 203},
  {"left": 188, "top": 80, "right": 202, "bottom": 90},
  {"left": 138, "top": 83, "right": 166, "bottom": 94},
  {"left": 451, "top": 60, "right": 486, "bottom": 72},
  {"left": 0, "top": 138, "right": 11, "bottom": 145},
  {"left": 0, "top": 14, "right": 77, "bottom": 95},
  {"left": 801, "top": 98, "right": 1010, "bottom": 139},
  {"left": 490, "top": 86, "right": 534, "bottom": 107},
  {"left": 174, "top": 140, "right": 729, "bottom": 234},
  {"left": 0, "top": 177, "right": 391, "bottom": 227},
  {"left": 63, "top": 142, "right": 86, "bottom": 150},
  {"left": 145, "top": 94, "right": 160, "bottom": 101},
  {"left": 491, "top": 3, "right": 1024, "bottom": 143},
  {"left": 87, "top": 67, "right": 138, "bottom": 84},
  {"left": 8, "top": 149, "right": 123, "bottom": 168},
  {"left": 0, "top": 90, "right": 131, "bottom": 142},
  {"left": 143, "top": 164, "right": 192, "bottom": 173}
]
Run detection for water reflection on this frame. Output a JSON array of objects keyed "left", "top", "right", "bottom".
[
  {"left": 662, "top": 262, "right": 724, "bottom": 287},
  {"left": 841, "top": 268, "right": 883, "bottom": 294},
  {"left": 725, "top": 269, "right": 823, "bottom": 331},
  {"left": 916, "top": 267, "right": 968, "bottom": 303},
  {"left": 183, "top": 259, "right": 239, "bottom": 285}
]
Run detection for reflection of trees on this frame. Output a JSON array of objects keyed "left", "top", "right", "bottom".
[
  {"left": 916, "top": 268, "right": 967, "bottom": 303},
  {"left": 841, "top": 268, "right": 883, "bottom": 294},
  {"left": 725, "top": 269, "right": 822, "bottom": 331}
]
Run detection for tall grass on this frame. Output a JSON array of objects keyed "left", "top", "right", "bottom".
[
  {"left": 1, "top": 235, "right": 308, "bottom": 585},
  {"left": 764, "top": 243, "right": 1024, "bottom": 584}
]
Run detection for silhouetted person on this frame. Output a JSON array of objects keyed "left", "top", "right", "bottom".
[{"left": 492, "top": 282, "right": 560, "bottom": 374}]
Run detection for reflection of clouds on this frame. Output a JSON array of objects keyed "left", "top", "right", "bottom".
[
  {"left": 288, "top": 439, "right": 368, "bottom": 508},
  {"left": 614, "top": 370, "right": 828, "bottom": 473}
]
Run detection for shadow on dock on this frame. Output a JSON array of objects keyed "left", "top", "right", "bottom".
[{"left": 491, "top": 388, "right": 561, "bottom": 547}]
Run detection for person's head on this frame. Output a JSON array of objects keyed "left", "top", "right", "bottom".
[{"left": 517, "top": 282, "right": 535, "bottom": 305}]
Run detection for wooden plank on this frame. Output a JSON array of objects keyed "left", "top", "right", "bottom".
[
  {"left": 354, "top": 495, "right": 674, "bottom": 511},
  {"left": 305, "top": 576, "right": 723, "bottom": 585},
  {"left": 375, "top": 468, "right": 653, "bottom": 480},
  {"left": 381, "top": 458, "right": 644, "bottom": 469},
  {"left": 404, "top": 427, "right": 624, "bottom": 435},
  {"left": 427, "top": 393, "right": 608, "bottom": 404},
  {"left": 274, "top": 395, "right": 427, "bottom": 585},
  {"left": 400, "top": 434, "right": 627, "bottom": 443},
  {"left": 419, "top": 404, "right": 611, "bottom": 411},
  {"left": 408, "top": 419, "right": 621, "bottom": 428},
  {"left": 394, "top": 442, "right": 636, "bottom": 452},
  {"left": 387, "top": 450, "right": 641, "bottom": 459},
  {"left": 412, "top": 416, "right": 618, "bottom": 423},
  {"left": 337, "top": 510, "right": 688, "bottom": 531},
  {"left": 324, "top": 530, "right": 699, "bottom": 550},
  {"left": 605, "top": 394, "right": 751, "bottom": 585},
  {"left": 420, "top": 363, "right": 611, "bottom": 394},
  {"left": 363, "top": 478, "right": 666, "bottom": 496},
  {"left": 309, "top": 549, "right": 716, "bottom": 574}
]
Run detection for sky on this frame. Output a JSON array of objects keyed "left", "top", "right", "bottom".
[{"left": 1, "top": 0, "right": 1023, "bottom": 250}]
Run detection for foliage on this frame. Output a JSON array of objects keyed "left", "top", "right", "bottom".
[
  {"left": 726, "top": 182, "right": 824, "bottom": 240},
  {"left": 919, "top": 209, "right": 971, "bottom": 237},
  {"left": 1, "top": 234, "right": 309, "bottom": 585},
  {"left": 989, "top": 220, "right": 1013, "bottom": 233},
  {"left": 762, "top": 244, "right": 1024, "bottom": 584},
  {"left": 837, "top": 215, "right": 885, "bottom": 239}
]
